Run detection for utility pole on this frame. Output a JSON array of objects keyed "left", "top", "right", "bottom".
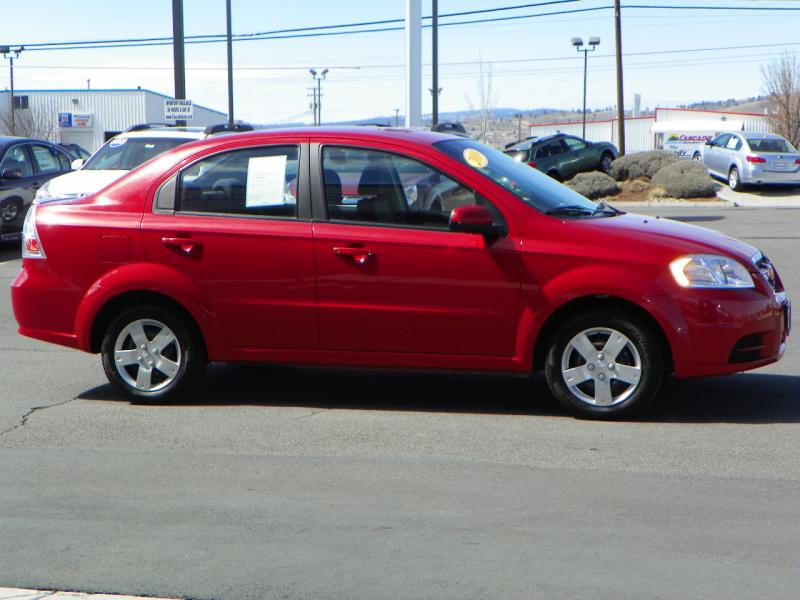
[
  {"left": 405, "top": 0, "right": 422, "bottom": 127},
  {"left": 395, "top": 108, "right": 401, "bottom": 127},
  {"left": 431, "top": 0, "right": 439, "bottom": 128},
  {"left": 1, "top": 46, "right": 22, "bottom": 136},
  {"left": 307, "top": 87, "right": 317, "bottom": 126},
  {"left": 172, "top": 0, "right": 187, "bottom": 126},
  {"left": 614, "top": 0, "right": 626, "bottom": 155},
  {"left": 309, "top": 69, "right": 328, "bottom": 126},
  {"left": 516, "top": 113, "right": 523, "bottom": 141},
  {"left": 226, "top": 0, "right": 234, "bottom": 125}
]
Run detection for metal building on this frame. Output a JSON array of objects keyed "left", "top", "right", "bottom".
[
  {"left": 0, "top": 88, "right": 227, "bottom": 152},
  {"left": 529, "top": 107, "right": 771, "bottom": 154}
]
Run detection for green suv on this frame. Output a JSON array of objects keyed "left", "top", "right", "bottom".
[{"left": 504, "top": 134, "right": 618, "bottom": 181}]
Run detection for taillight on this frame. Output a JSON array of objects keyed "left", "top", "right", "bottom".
[
  {"left": 21, "top": 204, "right": 46, "bottom": 259},
  {"left": 746, "top": 155, "right": 766, "bottom": 163},
  {"left": 527, "top": 161, "right": 538, "bottom": 168},
  {"left": 794, "top": 159, "right": 800, "bottom": 164}
]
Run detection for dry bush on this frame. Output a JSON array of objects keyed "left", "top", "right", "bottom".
[
  {"left": 651, "top": 161, "right": 720, "bottom": 198},
  {"left": 609, "top": 150, "right": 679, "bottom": 181},
  {"left": 565, "top": 171, "right": 620, "bottom": 200}
]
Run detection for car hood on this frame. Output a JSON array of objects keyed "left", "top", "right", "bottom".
[
  {"left": 43, "top": 169, "right": 128, "bottom": 198},
  {"left": 524, "top": 211, "right": 758, "bottom": 266}
]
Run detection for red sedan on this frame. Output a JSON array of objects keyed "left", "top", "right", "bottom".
[{"left": 11, "top": 127, "right": 791, "bottom": 418}]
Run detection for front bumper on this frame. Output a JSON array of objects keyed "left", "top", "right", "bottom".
[{"left": 647, "top": 288, "right": 790, "bottom": 378}]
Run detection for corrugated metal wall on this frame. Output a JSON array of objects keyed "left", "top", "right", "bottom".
[
  {"left": 529, "top": 117, "right": 655, "bottom": 153},
  {"left": 655, "top": 108, "right": 770, "bottom": 132},
  {"left": 0, "top": 89, "right": 227, "bottom": 152}
]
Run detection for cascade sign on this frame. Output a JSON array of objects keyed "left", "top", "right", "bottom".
[{"left": 165, "top": 99, "right": 193, "bottom": 121}]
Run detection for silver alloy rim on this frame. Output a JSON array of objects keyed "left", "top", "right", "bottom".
[
  {"left": 729, "top": 169, "right": 738, "bottom": 188},
  {"left": 113, "top": 319, "right": 182, "bottom": 393},
  {"left": 560, "top": 327, "right": 643, "bottom": 407},
  {"left": 0, "top": 202, "right": 18, "bottom": 222},
  {"left": 602, "top": 156, "right": 612, "bottom": 172}
]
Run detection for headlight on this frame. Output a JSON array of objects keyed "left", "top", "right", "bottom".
[
  {"left": 33, "top": 181, "right": 51, "bottom": 204},
  {"left": 669, "top": 254, "right": 754, "bottom": 289}
]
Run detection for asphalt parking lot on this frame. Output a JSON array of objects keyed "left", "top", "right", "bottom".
[{"left": 0, "top": 206, "right": 798, "bottom": 600}]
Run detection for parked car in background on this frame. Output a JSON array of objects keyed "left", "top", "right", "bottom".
[
  {"left": 503, "top": 133, "right": 618, "bottom": 180},
  {"left": 12, "top": 127, "right": 790, "bottom": 419},
  {"left": 57, "top": 143, "right": 92, "bottom": 162},
  {"left": 36, "top": 123, "right": 253, "bottom": 203},
  {"left": 702, "top": 131, "right": 800, "bottom": 191},
  {"left": 0, "top": 136, "right": 72, "bottom": 242}
]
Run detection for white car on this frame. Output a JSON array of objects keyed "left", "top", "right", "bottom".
[{"left": 36, "top": 123, "right": 252, "bottom": 203}]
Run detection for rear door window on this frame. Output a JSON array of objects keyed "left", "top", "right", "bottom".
[
  {"left": 178, "top": 146, "right": 299, "bottom": 218},
  {"left": 30, "top": 144, "right": 62, "bottom": 175}
]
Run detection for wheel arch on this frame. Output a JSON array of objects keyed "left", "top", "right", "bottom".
[
  {"left": 89, "top": 289, "right": 210, "bottom": 355},
  {"left": 531, "top": 294, "right": 674, "bottom": 373}
]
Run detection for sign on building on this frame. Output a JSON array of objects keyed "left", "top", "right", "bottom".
[
  {"left": 165, "top": 99, "right": 193, "bottom": 121},
  {"left": 58, "top": 112, "right": 93, "bottom": 128}
]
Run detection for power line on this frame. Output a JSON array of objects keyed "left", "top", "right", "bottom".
[{"left": 14, "top": 2, "right": 800, "bottom": 53}]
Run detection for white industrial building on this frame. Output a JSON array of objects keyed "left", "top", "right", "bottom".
[
  {"left": 0, "top": 88, "right": 228, "bottom": 152},
  {"left": 529, "top": 107, "right": 772, "bottom": 154}
]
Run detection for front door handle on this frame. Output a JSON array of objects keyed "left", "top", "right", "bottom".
[
  {"left": 162, "top": 236, "right": 202, "bottom": 257},
  {"left": 333, "top": 246, "right": 374, "bottom": 265}
]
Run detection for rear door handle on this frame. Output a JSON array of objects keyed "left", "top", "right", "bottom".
[
  {"left": 333, "top": 246, "right": 374, "bottom": 265},
  {"left": 162, "top": 236, "right": 202, "bottom": 257}
]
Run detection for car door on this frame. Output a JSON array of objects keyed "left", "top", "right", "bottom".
[
  {"left": 311, "top": 143, "right": 522, "bottom": 357},
  {"left": 141, "top": 141, "right": 319, "bottom": 350},
  {"left": 0, "top": 144, "right": 39, "bottom": 239},
  {"left": 562, "top": 136, "right": 594, "bottom": 175},
  {"left": 704, "top": 134, "right": 730, "bottom": 175}
]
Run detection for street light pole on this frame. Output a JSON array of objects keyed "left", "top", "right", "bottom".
[
  {"left": 172, "top": 0, "right": 187, "bottom": 126},
  {"left": 572, "top": 37, "right": 599, "bottom": 140},
  {"left": 309, "top": 69, "right": 328, "bottom": 126},
  {"left": 1, "top": 46, "right": 22, "bottom": 136},
  {"left": 431, "top": 0, "right": 439, "bottom": 128},
  {"left": 226, "top": 0, "right": 234, "bottom": 125}
]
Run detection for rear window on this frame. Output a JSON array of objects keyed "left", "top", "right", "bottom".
[
  {"left": 747, "top": 138, "right": 796, "bottom": 153},
  {"left": 84, "top": 137, "right": 194, "bottom": 170}
]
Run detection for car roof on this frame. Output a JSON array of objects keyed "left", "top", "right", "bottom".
[{"left": 117, "top": 129, "right": 208, "bottom": 140}]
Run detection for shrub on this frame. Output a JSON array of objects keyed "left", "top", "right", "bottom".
[
  {"left": 609, "top": 150, "right": 679, "bottom": 181},
  {"left": 565, "top": 171, "right": 620, "bottom": 200},
  {"left": 651, "top": 160, "right": 720, "bottom": 198}
]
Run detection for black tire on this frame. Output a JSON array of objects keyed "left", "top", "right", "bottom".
[
  {"left": 691, "top": 152, "right": 702, "bottom": 162},
  {"left": 728, "top": 166, "right": 744, "bottom": 191},
  {"left": 544, "top": 310, "right": 664, "bottom": 419},
  {"left": 101, "top": 305, "right": 206, "bottom": 403},
  {"left": 600, "top": 152, "right": 614, "bottom": 174},
  {"left": 547, "top": 170, "right": 562, "bottom": 182}
]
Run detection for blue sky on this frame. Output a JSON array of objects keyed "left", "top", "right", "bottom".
[{"left": 3, "top": 0, "right": 800, "bottom": 123}]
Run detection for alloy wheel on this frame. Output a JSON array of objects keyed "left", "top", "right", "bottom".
[
  {"left": 560, "top": 327, "right": 643, "bottom": 407},
  {"left": 113, "top": 318, "right": 182, "bottom": 393}
]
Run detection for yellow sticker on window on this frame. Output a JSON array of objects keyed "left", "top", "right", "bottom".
[{"left": 463, "top": 148, "right": 489, "bottom": 169}]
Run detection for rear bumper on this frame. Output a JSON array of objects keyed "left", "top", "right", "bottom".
[
  {"left": 741, "top": 164, "right": 800, "bottom": 185},
  {"left": 647, "top": 289, "right": 789, "bottom": 379}
]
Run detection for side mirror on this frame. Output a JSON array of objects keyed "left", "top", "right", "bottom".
[
  {"left": 705, "top": 141, "right": 714, "bottom": 146},
  {"left": 449, "top": 205, "right": 502, "bottom": 236},
  {"left": 1, "top": 168, "right": 22, "bottom": 179},
  {"left": 71, "top": 158, "right": 84, "bottom": 170}
]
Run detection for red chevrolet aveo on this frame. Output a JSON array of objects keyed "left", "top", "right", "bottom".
[{"left": 11, "top": 128, "right": 791, "bottom": 418}]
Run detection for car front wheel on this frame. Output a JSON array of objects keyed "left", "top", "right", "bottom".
[
  {"left": 101, "top": 305, "right": 206, "bottom": 402},
  {"left": 544, "top": 310, "right": 664, "bottom": 419}
]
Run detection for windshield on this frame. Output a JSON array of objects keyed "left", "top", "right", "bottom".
[
  {"left": 434, "top": 138, "right": 598, "bottom": 214},
  {"left": 747, "top": 137, "right": 797, "bottom": 153},
  {"left": 83, "top": 137, "right": 194, "bottom": 170}
]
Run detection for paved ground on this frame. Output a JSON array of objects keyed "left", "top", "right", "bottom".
[
  {"left": 717, "top": 185, "right": 800, "bottom": 207},
  {"left": 0, "top": 206, "right": 798, "bottom": 600}
]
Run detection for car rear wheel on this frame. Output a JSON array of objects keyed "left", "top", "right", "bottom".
[
  {"left": 101, "top": 305, "right": 206, "bottom": 402},
  {"left": 544, "top": 310, "right": 664, "bottom": 419},
  {"left": 600, "top": 152, "right": 614, "bottom": 174},
  {"left": 728, "top": 167, "right": 743, "bottom": 191}
]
